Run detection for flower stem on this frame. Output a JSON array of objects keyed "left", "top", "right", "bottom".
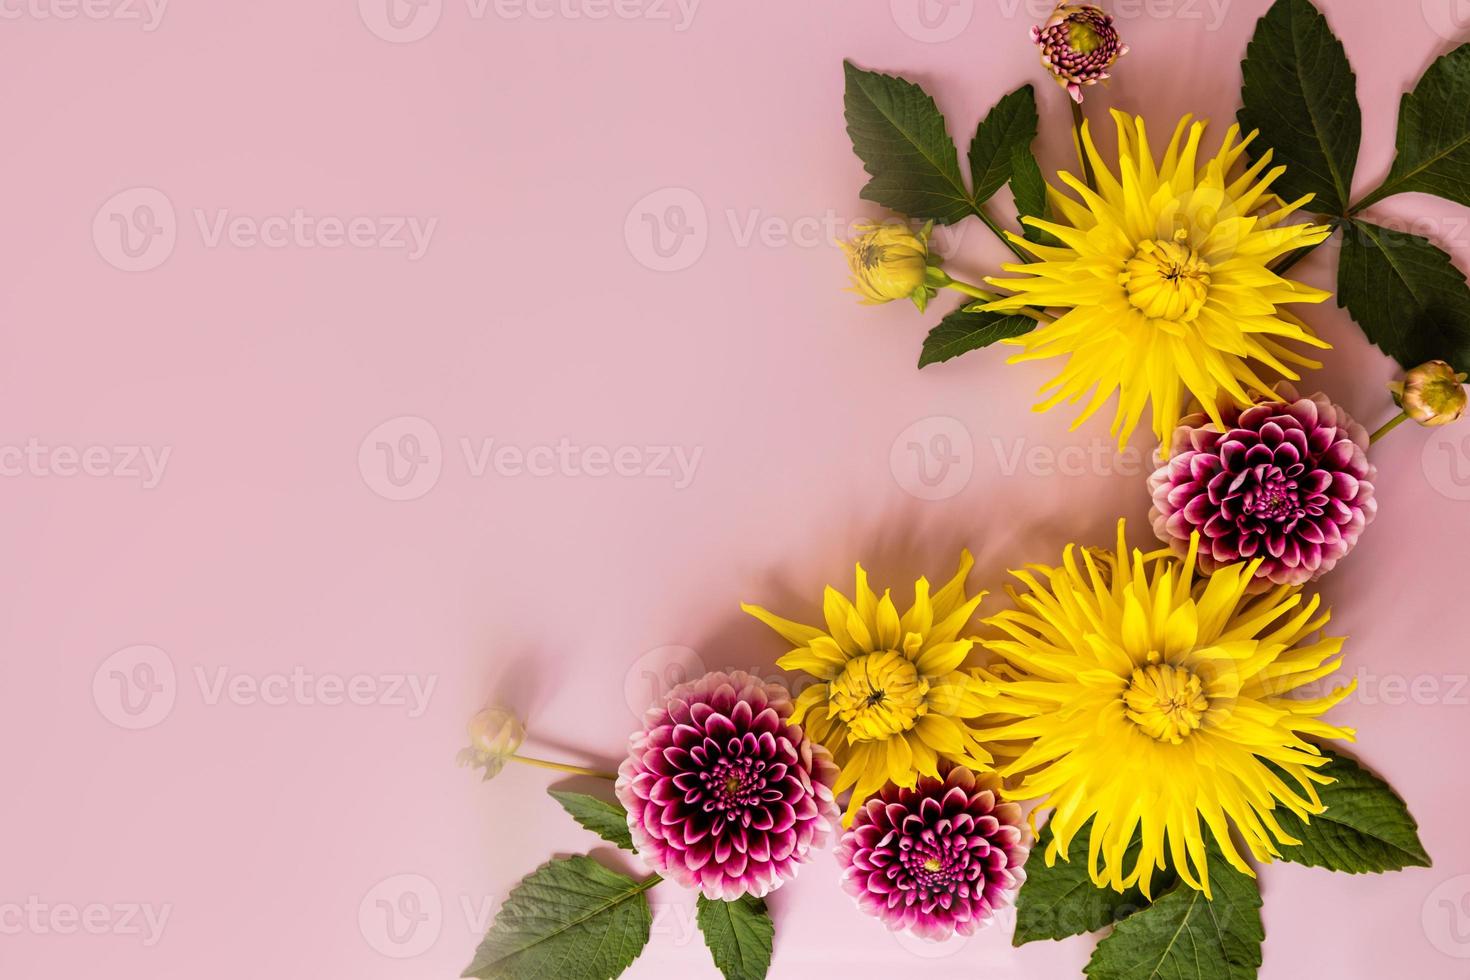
[
  {"left": 635, "top": 873, "right": 662, "bottom": 893},
  {"left": 975, "top": 207, "right": 1030, "bottom": 262},
  {"left": 511, "top": 754, "right": 618, "bottom": 780},
  {"left": 1369, "top": 410, "right": 1410, "bottom": 445},
  {"left": 940, "top": 274, "right": 1053, "bottom": 324},
  {"left": 1071, "top": 101, "right": 1097, "bottom": 191}
]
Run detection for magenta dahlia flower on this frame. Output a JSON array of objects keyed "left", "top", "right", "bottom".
[
  {"left": 616, "top": 670, "right": 838, "bottom": 900},
  {"left": 1148, "top": 388, "right": 1377, "bottom": 587},
  {"left": 1031, "top": 4, "right": 1128, "bottom": 104},
  {"left": 836, "top": 767, "right": 1028, "bottom": 940}
]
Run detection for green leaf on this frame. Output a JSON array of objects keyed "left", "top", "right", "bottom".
[
  {"left": 1013, "top": 819, "right": 1174, "bottom": 946},
  {"left": 1238, "top": 0, "right": 1360, "bottom": 216},
  {"left": 1366, "top": 44, "right": 1470, "bottom": 209},
  {"left": 696, "top": 895, "right": 774, "bottom": 980},
  {"left": 1274, "top": 747, "right": 1431, "bottom": 873},
  {"left": 1337, "top": 218, "right": 1470, "bottom": 371},
  {"left": 918, "top": 302, "right": 1035, "bottom": 368},
  {"left": 1009, "top": 142, "right": 1061, "bottom": 247},
  {"left": 549, "top": 790, "right": 636, "bottom": 852},
  {"left": 1084, "top": 846, "right": 1263, "bottom": 980},
  {"left": 462, "top": 856, "right": 654, "bottom": 980},
  {"left": 843, "top": 61, "right": 974, "bottom": 224},
  {"left": 968, "top": 85, "right": 1038, "bottom": 206}
]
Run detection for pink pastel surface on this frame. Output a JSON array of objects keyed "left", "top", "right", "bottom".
[{"left": 4, "top": 0, "right": 1470, "bottom": 977}]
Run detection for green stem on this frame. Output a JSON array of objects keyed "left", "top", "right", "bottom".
[
  {"left": 1348, "top": 185, "right": 1389, "bottom": 216},
  {"left": 511, "top": 754, "right": 618, "bottom": 780},
  {"left": 940, "top": 274, "right": 1053, "bottom": 324},
  {"left": 1369, "top": 410, "right": 1410, "bottom": 445},
  {"left": 975, "top": 206, "right": 1030, "bottom": 263},
  {"left": 635, "top": 874, "right": 662, "bottom": 893}
]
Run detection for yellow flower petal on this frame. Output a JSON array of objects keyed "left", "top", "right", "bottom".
[{"left": 980, "top": 521, "right": 1353, "bottom": 897}]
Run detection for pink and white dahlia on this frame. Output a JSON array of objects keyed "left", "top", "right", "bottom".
[
  {"left": 836, "top": 767, "right": 1028, "bottom": 940},
  {"left": 1148, "top": 388, "right": 1377, "bottom": 587},
  {"left": 1031, "top": 4, "right": 1128, "bottom": 103},
  {"left": 616, "top": 670, "right": 838, "bottom": 900}
]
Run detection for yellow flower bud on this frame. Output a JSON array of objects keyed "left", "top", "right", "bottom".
[
  {"left": 841, "top": 220, "right": 936, "bottom": 309},
  {"left": 457, "top": 707, "right": 526, "bottom": 780},
  {"left": 1388, "top": 360, "right": 1468, "bottom": 427}
]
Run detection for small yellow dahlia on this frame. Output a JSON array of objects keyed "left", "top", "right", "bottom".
[
  {"left": 841, "top": 220, "right": 939, "bottom": 309},
  {"left": 977, "top": 521, "right": 1355, "bottom": 898},
  {"left": 982, "top": 112, "right": 1334, "bottom": 450},
  {"left": 742, "top": 553, "right": 996, "bottom": 824}
]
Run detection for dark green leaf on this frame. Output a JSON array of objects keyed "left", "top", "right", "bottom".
[
  {"left": 843, "top": 61, "right": 974, "bottom": 224},
  {"left": 968, "top": 85, "right": 1038, "bottom": 206},
  {"left": 696, "top": 895, "right": 773, "bottom": 980},
  {"left": 1009, "top": 142, "right": 1061, "bottom": 247},
  {"left": 1013, "top": 818, "right": 1174, "bottom": 946},
  {"left": 1337, "top": 218, "right": 1470, "bottom": 371},
  {"left": 1238, "top": 0, "right": 1360, "bottom": 216},
  {"left": 462, "top": 856, "right": 654, "bottom": 980},
  {"left": 1084, "top": 845, "right": 1263, "bottom": 980},
  {"left": 549, "top": 790, "right": 636, "bottom": 852},
  {"left": 1274, "top": 747, "right": 1431, "bottom": 873},
  {"left": 918, "top": 303, "right": 1035, "bottom": 368},
  {"left": 1366, "top": 44, "right": 1470, "bottom": 209}
]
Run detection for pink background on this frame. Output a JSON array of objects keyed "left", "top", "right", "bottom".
[{"left": 5, "top": 0, "right": 1470, "bottom": 976}]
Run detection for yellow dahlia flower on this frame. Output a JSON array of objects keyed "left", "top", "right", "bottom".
[
  {"left": 977, "top": 521, "right": 1355, "bottom": 899},
  {"left": 743, "top": 552, "right": 996, "bottom": 824},
  {"left": 982, "top": 112, "right": 1334, "bottom": 450},
  {"left": 841, "top": 220, "right": 938, "bottom": 309}
]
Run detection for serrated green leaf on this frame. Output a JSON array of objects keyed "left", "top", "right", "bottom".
[
  {"left": 549, "top": 790, "right": 636, "bottom": 852},
  {"left": 843, "top": 61, "right": 973, "bottom": 224},
  {"left": 1013, "top": 819, "right": 1175, "bottom": 946},
  {"left": 918, "top": 302, "right": 1035, "bottom": 368},
  {"left": 696, "top": 895, "right": 773, "bottom": 980},
  {"left": 463, "top": 856, "right": 654, "bottom": 980},
  {"left": 1274, "top": 747, "right": 1431, "bottom": 873},
  {"left": 1009, "top": 142, "right": 1061, "bottom": 248},
  {"left": 1238, "top": 0, "right": 1360, "bottom": 216},
  {"left": 968, "top": 85, "right": 1038, "bottom": 206},
  {"left": 1364, "top": 44, "right": 1470, "bottom": 209},
  {"left": 1337, "top": 218, "right": 1470, "bottom": 371},
  {"left": 1084, "top": 845, "right": 1263, "bottom": 980}
]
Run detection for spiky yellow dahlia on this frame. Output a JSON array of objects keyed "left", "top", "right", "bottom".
[
  {"left": 982, "top": 112, "right": 1334, "bottom": 450},
  {"left": 742, "top": 553, "right": 997, "bottom": 824},
  {"left": 976, "top": 521, "right": 1356, "bottom": 898}
]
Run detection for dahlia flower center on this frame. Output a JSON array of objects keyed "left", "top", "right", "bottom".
[
  {"left": 829, "top": 651, "right": 928, "bottom": 741},
  {"left": 1121, "top": 235, "right": 1211, "bottom": 322},
  {"left": 854, "top": 240, "right": 886, "bottom": 271},
  {"left": 1245, "top": 470, "right": 1304, "bottom": 522},
  {"left": 1066, "top": 20, "right": 1102, "bottom": 53},
  {"left": 902, "top": 840, "right": 964, "bottom": 891},
  {"left": 702, "top": 757, "right": 767, "bottom": 816},
  {"left": 1124, "top": 664, "right": 1208, "bottom": 744}
]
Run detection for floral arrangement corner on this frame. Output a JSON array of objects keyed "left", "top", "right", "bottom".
[{"left": 458, "top": 2, "right": 1466, "bottom": 978}]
